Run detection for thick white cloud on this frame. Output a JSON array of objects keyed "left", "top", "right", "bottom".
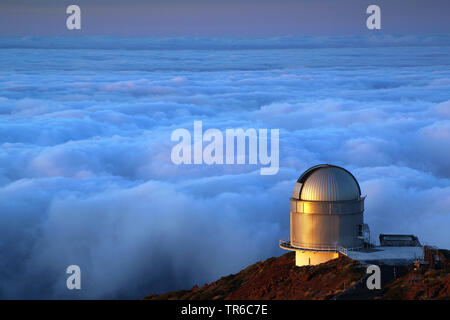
[{"left": 0, "top": 36, "right": 449, "bottom": 298}]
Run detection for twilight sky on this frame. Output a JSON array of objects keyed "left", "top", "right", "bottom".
[{"left": 0, "top": 0, "right": 449, "bottom": 36}]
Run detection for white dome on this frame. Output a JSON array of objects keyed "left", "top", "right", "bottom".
[{"left": 297, "top": 165, "right": 360, "bottom": 201}]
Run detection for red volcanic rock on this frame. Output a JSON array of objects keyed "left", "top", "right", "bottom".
[
  {"left": 145, "top": 252, "right": 365, "bottom": 300},
  {"left": 144, "top": 249, "right": 450, "bottom": 300}
]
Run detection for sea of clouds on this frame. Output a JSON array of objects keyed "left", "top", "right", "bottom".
[{"left": 0, "top": 35, "right": 449, "bottom": 299}]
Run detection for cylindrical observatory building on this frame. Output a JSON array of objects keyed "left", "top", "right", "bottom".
[{"left": 280, "top": 164, "right": 367, "bottom": 266}]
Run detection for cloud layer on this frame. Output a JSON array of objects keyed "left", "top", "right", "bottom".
[{"left": 0, "top": 36, "right": 449, "bottom": 298}]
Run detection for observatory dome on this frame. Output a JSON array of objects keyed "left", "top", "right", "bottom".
[
  {"left": 296, "top": 165, "right": 361, "bottom": 201},
  {"left": 284, "top": 164, "right": 366, "bottom": 266}
]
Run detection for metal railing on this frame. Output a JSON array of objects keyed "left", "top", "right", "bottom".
[{"left": 279, "top": 240, "right": 362, "bottom": 255}]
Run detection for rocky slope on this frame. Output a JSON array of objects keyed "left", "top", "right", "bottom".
[
  {"left": 382, "top": 249, "right": 450, "bottom": 300},
  {"left": 145, "top": 250, "right": 450, "bottom": 300}
]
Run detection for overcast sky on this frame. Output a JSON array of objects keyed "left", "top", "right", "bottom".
[
  {"left": 1, "top": 38, "right": 449, "bottom": 298},
  {"left": 0, "top": 0, "right": 449, "bottom": 36}
]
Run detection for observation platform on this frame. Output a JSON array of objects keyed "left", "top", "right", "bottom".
[{"left": 280, "top": 240, "right": 424, "bottom": 265}]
